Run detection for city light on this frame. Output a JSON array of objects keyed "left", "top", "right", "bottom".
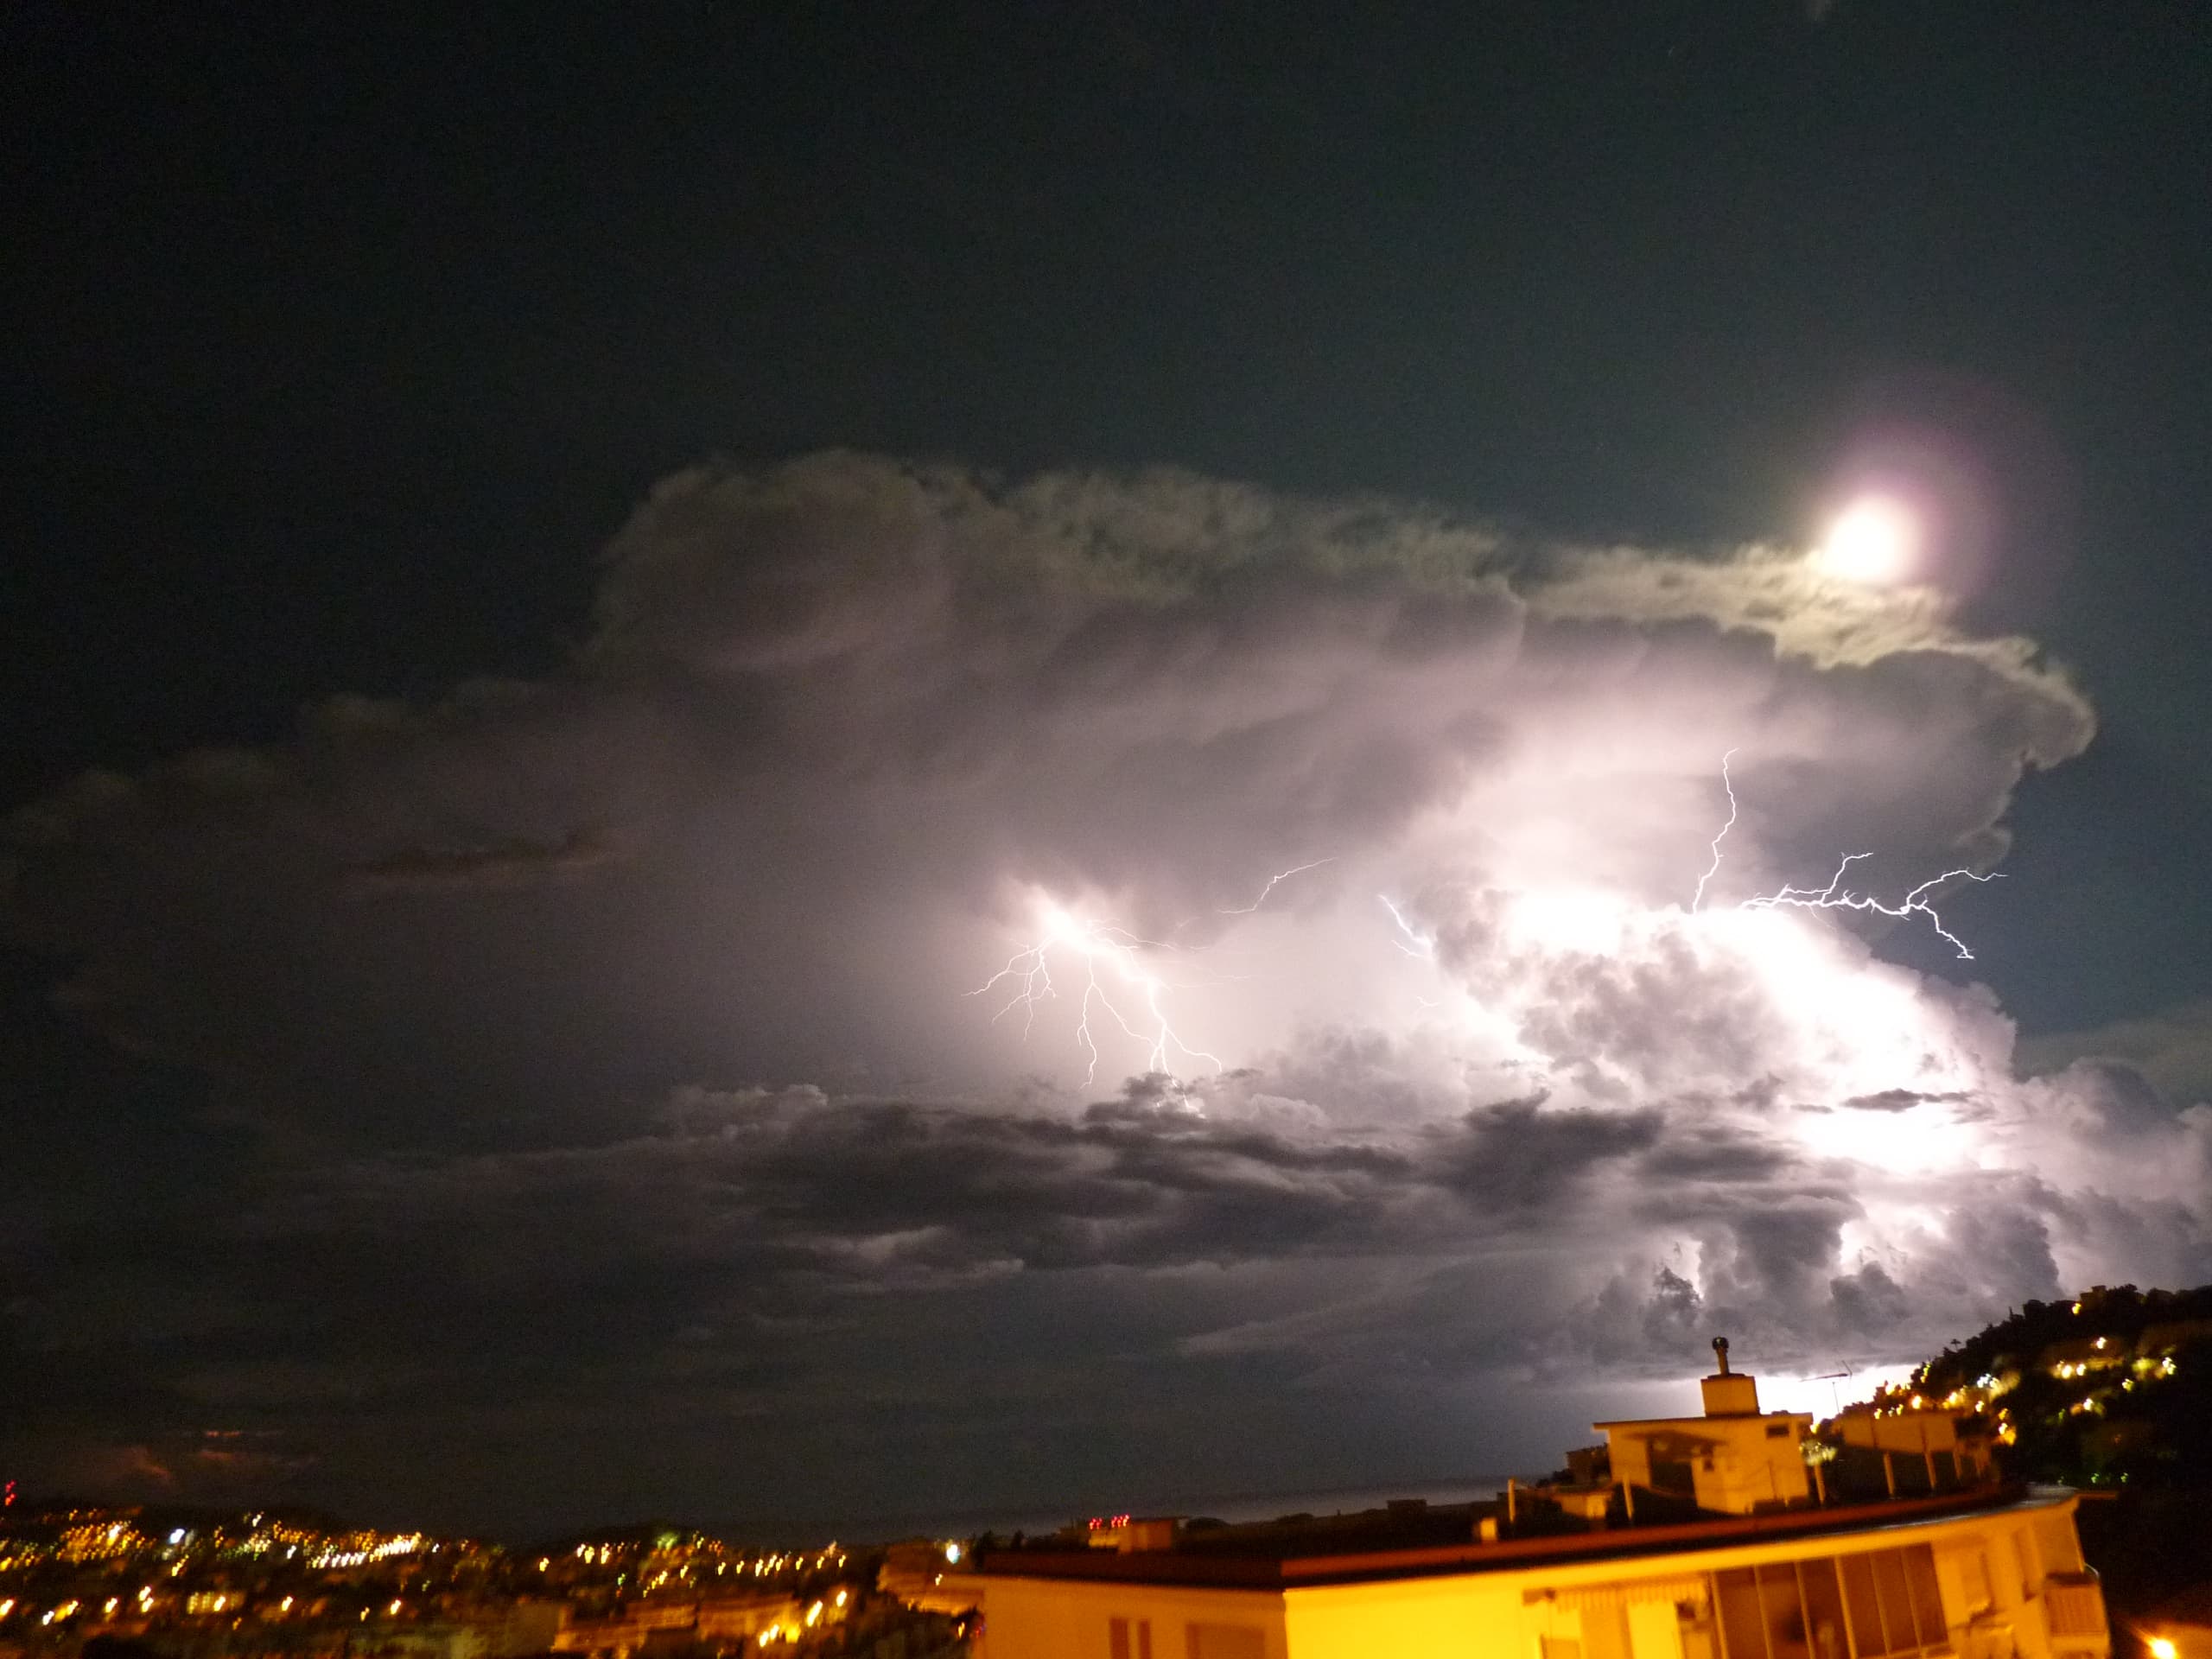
[{"left": 0, "top": 1500, "right": 1014, "bottom": 1656}]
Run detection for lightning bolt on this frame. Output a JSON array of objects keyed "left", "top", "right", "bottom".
[
  {"left": 1741, "top": 855, "right": 1999, "bottom": 960},
  {"left": 974, "top": 861, "right": 1333, "bottom": 1084},
  {"left": 1684, "top": 750, "right": 1999, "bottom": 958},
  {"left": 1212, "top": 857, "right": 1336, "bottom": 918},
  {"left": 971, "top": 901, "right": 1230, "bottom": 1085},
  {"left": 1377, "top": 893, "right": 1436, "bottom": 960},
  {"left": 1690, "top": 747, "right": 1739, "bottom": 912}
]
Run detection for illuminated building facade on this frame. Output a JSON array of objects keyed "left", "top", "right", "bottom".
[
  {"left": 1826, "top": 1406, "right": 1995, "bottom": 1500},
  {"left": 957, "top": 1344, "right": 2111, "bottom": 1658},
  {"left": 963, "top": 1486, "right": 2107, "bottom": 1659},
  {"left": 1594, "top": 1340, "right": 1818, "bottom": 1516}
]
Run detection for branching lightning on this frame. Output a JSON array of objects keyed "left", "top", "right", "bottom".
[
  {"left": 974, "top": 744, "right": 2000, "bottom": 1094},
  {"left": 1691, "top": 747, "right": 1739, "bottom": 912},
  {"left": 1741, "top": 854, "right": 1998, "bottom": 960},
  {"left": 1692, "top": 752, "right": 1999, "bottom": 959},
  {"left": 970, "top": 906, "right": 1225, "bottom": 1084},
  {"left": 974, "top": 860, "right": 1336, "bottom": 1085}
]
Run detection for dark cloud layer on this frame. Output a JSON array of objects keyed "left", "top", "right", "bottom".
[{"left": 5, "top": 455, "right": 2202, "bottom": 1535}]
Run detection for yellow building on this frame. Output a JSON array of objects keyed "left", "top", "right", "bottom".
[
  {"left": 957, "top": 1342, "right": 2110, "bottom": 1658},
  {"left": 1595, "top": 1340, "right": 1815, "bottom": 1516},
  {"left": 962, "top": 1486, "right": 2107, "bottom": 1659},
  {"left": 1827, "top": 1406, "right": 1995, "bottom": 1498}
]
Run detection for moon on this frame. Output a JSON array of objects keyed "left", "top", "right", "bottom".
[{"left": 1815, "top": 497, "right": 1919, "bottom": 585}]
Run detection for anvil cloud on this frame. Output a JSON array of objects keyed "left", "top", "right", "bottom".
[{"left": 5, "top": 453, "right": 2206, "bottom": 1534}]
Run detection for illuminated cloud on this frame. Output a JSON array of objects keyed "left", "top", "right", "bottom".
[{"left": 8, "top": 451, "right": 2198, "bottom": 1528}]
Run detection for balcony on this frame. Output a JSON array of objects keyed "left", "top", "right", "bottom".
[{"left": 2038, "top": 1570, "right": 2111, "bottom": 1656}]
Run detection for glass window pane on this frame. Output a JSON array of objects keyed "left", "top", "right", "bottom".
[
  {"left": 1840, "top": 1554, "right": 1886, "bottom": 1658},
  {"left": 1758, "top": 1564, "right": 1811, "bottom": 1659},
  {"left": 1872, "top": 1553, "right": 1913, "bottom": 1654},
  {"left": 1801, "top": 1558, "right": 1848, "bottom": 1659},
  {"left": 1718, "top": 1567, "right": 1767, "bottom": 1659},
  {"left": 1903, "top": 1546, "right": 1948, "bottom": 1649}
]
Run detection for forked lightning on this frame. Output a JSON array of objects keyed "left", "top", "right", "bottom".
[
  {"left": 1697, "top": 751, "right": 1998, "bottom": 958},
  {"left": 972, "top": 861, "right": 1332, "bottom": 1084}
]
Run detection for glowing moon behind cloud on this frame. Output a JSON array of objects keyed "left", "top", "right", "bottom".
[{"left": 1816, "top": 497, "right": 1920, "bottom": 585}]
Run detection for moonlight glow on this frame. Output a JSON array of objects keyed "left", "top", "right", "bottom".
[{"left": 1816, "top": 497, "right": 1920, "bottom": 585}]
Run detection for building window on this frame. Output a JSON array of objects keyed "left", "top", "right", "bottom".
[
  {"left": 1839, "top": 1545, "right": 1948, "bottom": 1656},
  {"left": 1716, "top": 1560, "right": 1847, "bottom": 1659},
  {"left": 1108, "top": 1616, "right": 1154, "bottom": 1659},
  {"left": 1185, "top": 1623, "right": 1262, "bottom": 1659},
  {"left": 1652, "top": 1456, "right": 1698, "bottom": 1494},
  {"left": 1767, "top": 1423, "right": 1793, "bottom": 1439},
  {"left": 1714, "top": 1545, "right": 1948, "bottom": 1659}
]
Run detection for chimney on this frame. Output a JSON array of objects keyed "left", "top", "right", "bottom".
[{"left": 1701, "top": 1335, "right": 1761, "bottom": 1416}]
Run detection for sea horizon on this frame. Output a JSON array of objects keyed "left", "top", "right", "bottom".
[{"left": 742, "top": 1471, "right": 1519, "bottom": 1548}]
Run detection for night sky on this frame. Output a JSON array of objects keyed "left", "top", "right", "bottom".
[{"left": 5, "top": 3, "right": 2210, "bottom": 1541}]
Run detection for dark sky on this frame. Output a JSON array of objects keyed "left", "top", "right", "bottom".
[{"left": 4, "top": 2, "right": 2210, "bottom": 1540}]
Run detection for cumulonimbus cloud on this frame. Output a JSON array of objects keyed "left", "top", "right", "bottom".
[{"left": 5, "top": 452, "right": 2202, "bottom": 1524}]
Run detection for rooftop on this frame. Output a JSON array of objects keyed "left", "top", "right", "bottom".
[{"left": 972, "top": 1484, "right": 2065, "bottom": 1592}]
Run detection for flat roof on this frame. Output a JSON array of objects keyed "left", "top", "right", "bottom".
[
  {"left": 973, "top": 1485, "right": 2063, "bottom": 1592},
  {"left": 1592, "top": 1412, "right": 1815, "bottom": 1429}
]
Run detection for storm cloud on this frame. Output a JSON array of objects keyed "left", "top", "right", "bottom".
[{"left": 6, "top": 453, "right": 2205, "bottom": 1533}]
